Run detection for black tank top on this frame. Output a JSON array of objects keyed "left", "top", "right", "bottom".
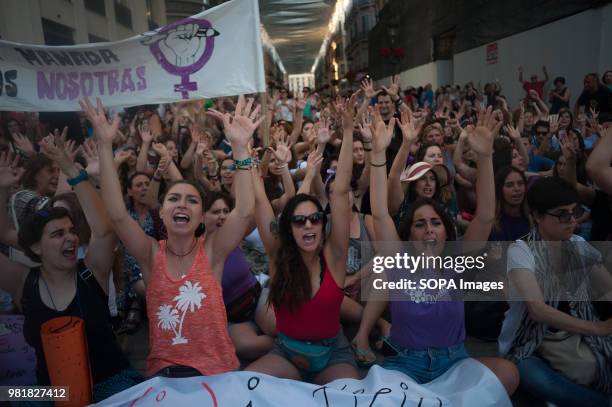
[{"left": 21, "top": 261, "right": 129, "bottom": 385}]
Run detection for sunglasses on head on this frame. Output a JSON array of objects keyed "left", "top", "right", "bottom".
[
  {"left": 290, "top": 212, "right": 324, "bottom": 227},
  {"left": 546, "top": 206, "right": 584, "bottom": 223}
]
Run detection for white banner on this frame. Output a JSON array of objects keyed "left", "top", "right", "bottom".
[
  {"left": 93, "top": 362, "right": 511, "bottom": 407},
  {"left": 0, "top": 0, "right": 265, "bottom": 112}
]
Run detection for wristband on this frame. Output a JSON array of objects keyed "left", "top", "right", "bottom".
[
  {"left": 234, "top": 157, "right": 252, "bottom": 167},
  {"left": 370, "top": 161, "right": 387, "bottom": 167},
  {"left": 67, "top": 169, "right": 89, "bottom": 186}
]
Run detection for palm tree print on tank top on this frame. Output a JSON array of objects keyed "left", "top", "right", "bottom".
[{"left": 156, "top": 281, "right": 206, "bottom": 345}]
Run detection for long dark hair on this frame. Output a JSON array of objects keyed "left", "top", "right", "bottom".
[
  {"left": 268, "top": 194, "right": 327, "bottom": 311},
  {"left": 397, "top": 198, "right": 456, "bottom": 242},
  {"left": 493, "top": 166, "right": 531, "bottom": 231}
]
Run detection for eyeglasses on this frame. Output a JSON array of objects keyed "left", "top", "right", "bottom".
[
  {"left": 221, "top": 165, "right": 236, "bottom": 171},
  {"left": 546, "top": 207, "right": 584, "bottom": 223},
  {"left": 290, "top": 212, "right": 324, "bottom": 227}
]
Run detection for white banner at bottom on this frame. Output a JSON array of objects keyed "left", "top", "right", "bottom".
[{"left": 92, "top": 360, "right": 511, "bottom": 407}]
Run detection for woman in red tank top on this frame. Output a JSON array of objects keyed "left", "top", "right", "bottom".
[
  {"left": 245, "top": 95, "right": 360, "bottom": 384},
  {"left": 86, "top": 95, "right": 261, "bottom": 377}
]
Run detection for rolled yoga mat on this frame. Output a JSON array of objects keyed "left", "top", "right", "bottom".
[{"left": 41, "top": 316, "right": 92, "bottom": 406}]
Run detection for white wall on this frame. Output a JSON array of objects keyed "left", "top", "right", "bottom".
[
  {"left": 380, "top": 60, "right": 453, "bottom": 89},
  {"left": 453, "top": 4, "right": 612, "bottom": 108},
  {"left": 599, "top": 3, "right": 612, "bottom": 75},
  {"left": 377, "top": 4, "right": 612, "bottom": 109}
]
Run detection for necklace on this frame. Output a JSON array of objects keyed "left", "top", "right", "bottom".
[
  {"left": 166, "top": 239, "right": 198, "bottom": 262},
  {"left": 40, "top": 274, "right": 59, "bottom": 311}
]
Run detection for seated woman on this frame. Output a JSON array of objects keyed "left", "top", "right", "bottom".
[
  {"left": 353, "top": 106, "right": 519, "bottom": 395},
  {"left": 86, "top": 95, "right": 259, "bottom": 378},
  {"left": 501, "top": 176, "right": 612, "bottom": 407},
  {"left": 0, "top": 146, "right": 141, "bottom": 402},
  {"left": 202, "top": 190, "right": 275, "bottom": 360},
  {"left": 246, "top": 95, "right": 360, "bottom": 384}
]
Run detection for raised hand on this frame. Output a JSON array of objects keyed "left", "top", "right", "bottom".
[
  {"left": 528, "top": 89, "right": 540, "bottom": 101},
  {"left": 12, "top": 132, "right": 36, "bottom": 157},
  {"left": 270, "top": 138, "right": 292, "bottom": 164},
  {"left": 468, "top": 106, "right": 500, "bottom": 157},
  {"left": 39, "top": 128, "right": 74, "bottom": 168},
  {"left": 504, "top": 124, "right": 521, "bottom": 141},
  {"left": 50, "top": 127, "right": 79, "bottom": 163},
  {"left": 304, "top": 150, "right": 323, "bottom": 178},
  {"left": 360, "top": 78, "right": 378, "bottom": 99},
  {"left": 195, "top": 140, "right": 208, "bottom": 156},
  {"left": 339, "top": 91, "right": 359, "bottom": 131},
  {"left": 81, "top": 139, "right": 100, "bottom": 177},
  {"left": 370, "top": 104, "right": 396, "bottom": 153},
  {"left": 548, "top": 114, "right": 559, "bottom": 134},
  {"left": 382, "top": 75, "right": 401, "bottom": 100},
  {"left": 295, "top": 95, "right": 307, "bottom": 111},
  {"left": 0, "top": 151, "right": 24, "bottom": 188},
  {"left": 358, "top": 111, "right": 373, "bottom": 144},
  {"left": 317, "top": 116, "right": 332, "bottom": 144},
  {"left": 397, "top": 108, "right": 420, "bottom": 144},
  {"left": 559, "top": 133, "right": 576, "bottom": 159},
  {"left": 207, "top": 95, "right": 263, "bottom": 149},
  {"left": 79, "top": 98, "right": 120, "bottom": 146},
  {"left": 157, "top": 154, "right": 171, "bottom": 177},
  {"left": 114, "top": 149, "right": 132, "bottom": 164},
  {"left": 151, "top": 142, "right": 170, "bottom": 158},
  {"left": 140, "top": 125, "right": 154, "bottom": 144}
]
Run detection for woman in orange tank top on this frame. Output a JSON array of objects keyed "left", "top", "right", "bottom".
[
  {"left": 84, "top": 95, "right": 261, "bottom": 377},
  {"left": 245, "top": 94, "right": 361, "bottom": 384}
]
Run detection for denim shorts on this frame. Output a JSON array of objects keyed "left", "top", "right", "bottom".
[
  {"left": 382, "top": 340, "right": 469, "bottom": 384},
  {"left": 269, "top": 330, "right": 356, "bottom": 382}
]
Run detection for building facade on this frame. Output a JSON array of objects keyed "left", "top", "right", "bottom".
[
  {"left": 344, "top": 0, "right": 377, "bottom": 87},
  {"left": 368, "top": 0, "right": 612, "bottom": 107},
  {"left": 288, "top": 74, "right": 315, "bottom": 97},
  {"left": 0, "top": 0, "right": 166, "bottom": 45}
]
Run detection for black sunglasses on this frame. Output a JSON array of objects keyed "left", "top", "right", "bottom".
[
  {"left": 546, "top": 207, "right": 583, "bottom": 223},
  {"left": 290, "top": 212, "right": 324, "bottom": 227}
]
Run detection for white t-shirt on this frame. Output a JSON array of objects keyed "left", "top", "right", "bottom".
[{"left": 499, "top": 235, "right": 596, "bottom": 356}]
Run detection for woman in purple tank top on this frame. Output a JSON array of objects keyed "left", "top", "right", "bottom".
[
  {"left": 202, "top": 190, "right": 275, "bottom": 360},
  {"left": 353, "top": 106, "right": 519, "bottom": 395}
]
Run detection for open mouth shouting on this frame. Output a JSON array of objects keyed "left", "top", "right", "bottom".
[
  {"left": 61, "top": 245, "right": 77, "bottom": 261},
  {"left": 173, "top": 213, "right": 191, "bottom": 225}
]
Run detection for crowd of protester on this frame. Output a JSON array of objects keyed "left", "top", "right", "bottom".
[{"left": 0, "top": 67, "right": 611, "bottom": 406}]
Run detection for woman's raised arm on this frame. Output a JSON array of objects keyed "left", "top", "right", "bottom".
[{"left": 80, "top": 98, "right": 156, "bottom": 282}]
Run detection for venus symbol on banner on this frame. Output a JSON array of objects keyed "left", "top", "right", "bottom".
[{"left": 141, "top": 18, "right": 220, "bottom": 99}]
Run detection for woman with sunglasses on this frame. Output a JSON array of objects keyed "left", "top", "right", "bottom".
[
  {"left": 246, "top": 96, "right": 360, "bottom": 383},
  {"left": 353, "top": 106, "right": 519, "bottom": 396},
  {"left": 500, "top": 176, "right": 612, "bottom": 406},
  {"left": 0, "top": 146, "right": 142, "bottom": 401},
  {"left": 87, "top": 95, "right": 259, "bottom": 378}
]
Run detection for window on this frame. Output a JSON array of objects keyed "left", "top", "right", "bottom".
[
  {"left": 361, "top": 15, "right": 369, "bottom": 36},
  {"left": 433, "top": 30, "right": 456, "bottom": 60},
  {"left": 42, "top": 18, "right": 74, "bottom": 45},
  {"left": 114, "top": 0, "right": 132, "bottom": 29},
  {"left": 84, "top": 0, "right": 106, "bottom": 16}
]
